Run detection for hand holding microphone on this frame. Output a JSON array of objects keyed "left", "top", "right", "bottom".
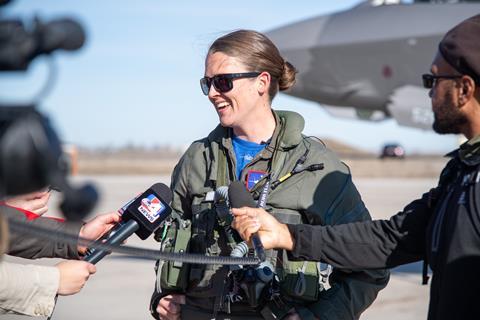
[
  {"left": 77, "top": 212, "right": 122, "bottom": 255},
  {"left": 56, "top": 260, "right": 97, "bottom": 296},
  {"left": 231, "top": 206, "right": 294, "bottom": 251},
  {"left": 83, "top": 183, "right": 172, "bottom": 264}
]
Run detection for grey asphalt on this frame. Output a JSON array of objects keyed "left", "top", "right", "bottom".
[{"left": 3, "top": 175, "right": 435, "bottom": 320}]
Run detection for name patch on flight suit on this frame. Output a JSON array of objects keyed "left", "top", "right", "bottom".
[{"left": 246, "top": 170, "right": 267, "bottom": 191}]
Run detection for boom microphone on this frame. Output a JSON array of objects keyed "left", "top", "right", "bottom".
[
  {"left": 84, "top": 183, "right": 172, "bottom": 264},
  {"left": 228, "top": 181, "right": 266, "bottom": 262}
]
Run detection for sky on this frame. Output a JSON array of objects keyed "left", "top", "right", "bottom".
[{"left": 0, "top": 0, "right": 458, "bottom": 154}]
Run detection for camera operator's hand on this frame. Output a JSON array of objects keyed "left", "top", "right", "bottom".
[
  {"left": 231, "top": 207, "right": 294, "bottom": 251},
  {"left": 5, "top": 191, "right": 51, "bottom": 216},
  {"left": 77, "top": 212, "right": 121, "bottom": 255},
  {"left": 56, "top": 260, "right": 96, "bottom": 296},
  {"left": 156, "top": 294, "right": 185, "bottom": 320}
]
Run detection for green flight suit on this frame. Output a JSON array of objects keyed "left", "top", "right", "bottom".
[{"left": 150, "top": 110, "right": 389, "bottom": 320}]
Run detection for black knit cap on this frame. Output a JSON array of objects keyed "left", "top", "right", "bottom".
[{"left": 438, "top": 14, "right": 480, "bottom": 85}]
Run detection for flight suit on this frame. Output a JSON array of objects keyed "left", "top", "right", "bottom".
[{"left": 151, "top": 110, "right": 389, "bottom": 320}]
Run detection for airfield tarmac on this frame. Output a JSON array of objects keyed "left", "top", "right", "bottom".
[{"left": 3, "top": 175, "right": 436, "bottom": 320}]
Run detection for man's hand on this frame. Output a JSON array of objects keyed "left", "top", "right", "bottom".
[
  {"left": 231, "top": 207, "right": 294, "bottom": 250},
  {"left": 156, "top": 294, "right": 185, "bottom": 320},
  {"left": 5, "top": 191, "right": 51, "bottom": 216},
  {"left": 56, "top": 260, "right": 96, "bottom": 296},
  {"left": 77, "top": 212, "right": 121, "bottom": 255}
]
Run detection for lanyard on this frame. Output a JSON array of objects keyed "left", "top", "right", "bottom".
[{"left": 257, "top": 174, "right": 271, "bottom": 209}]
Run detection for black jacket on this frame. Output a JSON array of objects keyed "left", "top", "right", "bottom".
[{"left": 288, "top": 141, "right": 480, "bottom": 320}]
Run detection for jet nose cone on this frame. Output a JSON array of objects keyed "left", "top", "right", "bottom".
[
  {"left": 265, "top": 15, "right": 332, "bottom": 100},
  {"left": 266, "top": 15, "right": 330, "bottom": 51}
]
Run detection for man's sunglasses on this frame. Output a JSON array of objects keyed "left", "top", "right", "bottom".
[
  {"left": 422, "top": 74, "right": 463, "bottom": 89},
  {"left": 200, "top": 72, "right": 260, "bottom": 95}
]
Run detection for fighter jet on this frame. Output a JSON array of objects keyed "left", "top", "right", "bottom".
[{"left": 266, "top": 0, "right": 480, "bottom": 130}]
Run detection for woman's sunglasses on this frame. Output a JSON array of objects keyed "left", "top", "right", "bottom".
[{"left": 200, "top": 72, "right": 260, "bottom": 95}]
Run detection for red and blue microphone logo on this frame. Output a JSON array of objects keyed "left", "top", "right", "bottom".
[{"left": 137, "top": 194, "right": 166, "bottom": 223}]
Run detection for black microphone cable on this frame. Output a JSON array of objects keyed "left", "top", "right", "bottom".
[
  {"left": 6, "top": 217, "right": 260, "bottom": 266},
  {"left": 270, "top": 139, "right": 325, "bottom": 190}
]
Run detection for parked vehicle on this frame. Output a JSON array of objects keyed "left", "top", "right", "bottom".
[{"left": 380, "top": 143, "right": 405, "bottom": 159}]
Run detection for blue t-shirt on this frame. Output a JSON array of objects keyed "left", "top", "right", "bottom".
[{"left": 232, "top": 136, "right": 267, "bottom": 179}]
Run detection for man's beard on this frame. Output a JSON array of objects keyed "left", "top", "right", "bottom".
[{"left": 432, "top": 91, "right": 468, "bottom": 134}]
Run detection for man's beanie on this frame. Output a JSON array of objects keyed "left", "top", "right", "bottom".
[{"left": 439, "top": 14, "right": 480, "bottom": 84}]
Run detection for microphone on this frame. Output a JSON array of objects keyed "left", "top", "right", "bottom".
[
  {"left": 228, "top": 181, "right": 266, "bottom": 262},
  {"left": 84, "top": 183, "right": 172, "bottom": 264}
]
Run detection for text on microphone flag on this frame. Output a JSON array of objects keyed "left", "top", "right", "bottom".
[{"left": 138, "top": 194, "right": 166, "bottom": 223}]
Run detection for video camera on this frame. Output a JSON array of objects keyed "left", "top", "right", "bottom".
[{"left": 0, "top": 0, "right": 97, "bottom": 221}]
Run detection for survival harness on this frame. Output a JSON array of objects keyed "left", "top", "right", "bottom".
[{"left": 209, "top": 138, "right": 331, "bottom": 319}]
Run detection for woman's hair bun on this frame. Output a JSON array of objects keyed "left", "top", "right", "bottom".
[{"left": 279, "top": 61, "right": 297, "bottom": 91}]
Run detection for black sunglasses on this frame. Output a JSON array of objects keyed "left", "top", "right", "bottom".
[
  {"left": 200, "top": 72, "right": 260, "bottom": 95},
  {"left": 422, "top": 73, "right": 463, "bottom": 89}
]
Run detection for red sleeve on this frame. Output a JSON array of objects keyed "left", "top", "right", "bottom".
[{"left": 1, "top": 202, "right": 65, "bottom": 222}]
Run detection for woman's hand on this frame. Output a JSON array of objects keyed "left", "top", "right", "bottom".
[
  {"left": 156, "top": 294, "right": 185, "bottom": 320},
  {"left": 5, "top": 191, "right": 51, "bottom": 216},
  {"left": 77, "top": 212, "right": 121, "bottom": 255}
]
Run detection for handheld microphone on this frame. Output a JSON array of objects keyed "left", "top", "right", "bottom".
[
  {"left": 84, "top": 183, "right": 172, "bottom": 264},
  {"left": 228, "top": 181, "right": 266, "bottom": 262}
]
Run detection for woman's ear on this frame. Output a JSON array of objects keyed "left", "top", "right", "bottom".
[{"left": 257, "top": 71, "right": 271, "bottom": 95}]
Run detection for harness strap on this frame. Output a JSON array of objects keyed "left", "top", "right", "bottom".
[
  {"left": 212, "top": 266, "right": 231, "bottom": 318},
  {"left": 217, "top": 146, "right": 229, "bottom": 187}
]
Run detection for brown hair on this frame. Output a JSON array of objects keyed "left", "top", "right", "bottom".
[{"left": 208, "top": 29, "right": 297, "bottom": 101}]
